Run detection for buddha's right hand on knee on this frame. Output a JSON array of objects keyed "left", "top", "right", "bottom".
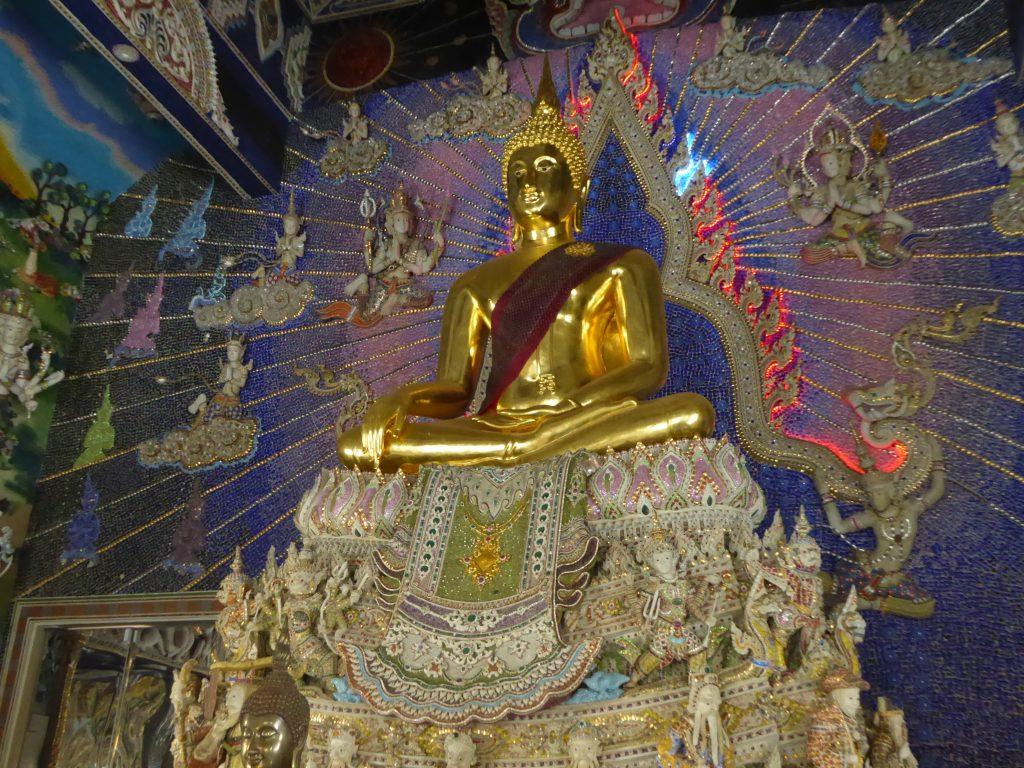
[{"left": 360, "top": 392, "right": 409, "bottom": 465}]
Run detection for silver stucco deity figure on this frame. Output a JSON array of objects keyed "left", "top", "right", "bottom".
[
  {"left": 775, "top": 114, "right": 915, "bottom": 269},
  {"left": 318, "top": 183, "right": 448, "bottom": 327},
  {"left": 318, "top": 101, "right": 388, "bottom": 179},
  {"left": 188, "top": 335, "right": 254, "bottom": 423},
  {"left": 692, "top": 1, "right": 831, "bottom": 95},
  {"left": 626, "top": 520, "right": 720, "bottom": 688},
  {"left": 875, "top": 13, "right": 911, "bottom": 64},
  {"left": 0, "top": 291, "right": 63, "bottom": 416},
  {"left": 408, "top": 46, "right": 528, "bottom": 141},
  {"left": 806, "top": 668, "right": 870, "bottom": 768},
  {"left": 193, "top": 192, "right": 314, "bottom": 329},
  {"left": 856, "top": 10, "right": 1009, "bottom": 109},
  {"left": 990, "top": 99, "right": 1024, "bottom": 235}
]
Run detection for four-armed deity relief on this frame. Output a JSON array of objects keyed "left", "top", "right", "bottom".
[
  {"left": 775, "top": 110, "right": 917, "bottom": 269},
  {"left": 318, "top": 183, "right": 449, "bottom": 328}
]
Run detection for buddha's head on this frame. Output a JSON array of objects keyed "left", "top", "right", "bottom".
[
  {"left": 503, "top": 57, "right": 589, "bottom": 239},
  {"left": 239, "top": 667, "right": 309, "bottom": 768}
]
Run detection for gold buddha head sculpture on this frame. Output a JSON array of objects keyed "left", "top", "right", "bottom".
[
  {"left": 503, "top": 57, "right": 589, "bottom": 240},
  {"left": 239, "top": 666, "right": 310, "bottom": 768}
]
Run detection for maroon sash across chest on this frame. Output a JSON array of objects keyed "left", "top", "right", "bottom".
[{"left": 478, "top": 242, "right": 631, "bottom": 413}]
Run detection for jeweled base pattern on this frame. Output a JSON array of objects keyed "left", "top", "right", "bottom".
[{"left": 172, "top": 439, "right": 907, "bottom": 766}]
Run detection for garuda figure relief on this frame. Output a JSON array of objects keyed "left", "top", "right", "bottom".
[
  {"left": 775, "top": 112, "right": 916, "bottom": 269},
  {"left": 819, "top": 300, "right": 996, "bottom": 618}
]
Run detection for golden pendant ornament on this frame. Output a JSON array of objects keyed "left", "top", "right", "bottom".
[
  {"left": 461, "top": 531, "right": 510, "bottom": 586},
  {"left": 564, "top": 242, "right": 596, "bottom": 256}
]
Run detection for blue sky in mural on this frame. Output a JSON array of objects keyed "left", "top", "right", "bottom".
[{"left": 0, "top": 2, "right": 186, "bottom": 197}]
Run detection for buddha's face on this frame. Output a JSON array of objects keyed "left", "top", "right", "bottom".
[
  {"left": 240, "top": 713, "right": 295, "bottom": 768},
  {"left": 507, "top": 143, "right": 578, "bottom": 231}
]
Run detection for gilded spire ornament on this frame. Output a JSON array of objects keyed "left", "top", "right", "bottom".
[{"left": 502, "top": 56, "right": 588, "bottom": 197}]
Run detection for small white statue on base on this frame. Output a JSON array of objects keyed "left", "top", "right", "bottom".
[
  {"left": 869, "top": 698, "right": 919, "bottom": 768},
  {"left": 876, "top": 13, "right": 911, "bottom": 64},
  {"left": 327, "top": 729, "right": 360, "bottom": 768},
  {"left": 690, "top": 675, "right": 728, "bottom": 768},
  {"left": 0, "top": 525, "right": 14, "bottom": 578},
  {"left": 807, "top": 668, "right": 870, "bottom": 768},
  {"left": 992, "top": 100, "right": 1024, "bottom": 178},
  {"left": 342, "top": 102, "right": 369, "bottom": 145},
  {"left": 566, "top": 721, "right": 602, "bottom": 768},
  {"left": 480, "top": 47, "right": 508, "bottom": 99},
  {"left": 444, "top": 731, "right": 477, "bottom": 768}
]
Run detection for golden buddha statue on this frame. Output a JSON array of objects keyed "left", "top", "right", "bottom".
[{"left": 337, "top": 58, "right": 714, "bottom": 472}]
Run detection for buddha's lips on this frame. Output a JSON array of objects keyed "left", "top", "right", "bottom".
[{"left": 550, "top": 0, "right": 680, "bottom": 40}]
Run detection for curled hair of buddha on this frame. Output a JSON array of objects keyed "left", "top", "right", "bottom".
[
  {"left": 502, "top": 56, "right": 588, "bottom": 196},
  {"left": 241, "top": 661, "right": 310, "bottom": 746}
]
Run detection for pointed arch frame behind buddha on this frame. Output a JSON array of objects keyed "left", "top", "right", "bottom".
[{"left": 580, "top": 80, "right": 860, "bottom": 500}]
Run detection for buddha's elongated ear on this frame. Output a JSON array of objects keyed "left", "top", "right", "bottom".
[{"left": 573, "top": 179, "right": 591, "bottom": 233}]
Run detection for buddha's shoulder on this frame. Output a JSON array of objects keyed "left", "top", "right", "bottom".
[{"left": 590, "top": 244, "right": 659, "bottom": 274}]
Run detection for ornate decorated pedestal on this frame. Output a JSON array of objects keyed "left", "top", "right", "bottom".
[{"left": 174, "top": 437, "right": 892, "bottom": 768}]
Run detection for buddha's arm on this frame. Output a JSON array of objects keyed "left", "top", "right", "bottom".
[
  {"left": 369, "top": 279, "right": 483, "bottom": 417},
  {"left": 569, "top": 252, "right": 669, "bottom": 407},
  {"left": 357, "top": 280, "right": 485, "bottom": 463}
]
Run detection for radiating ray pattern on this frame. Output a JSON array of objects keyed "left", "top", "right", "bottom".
[{"left": 17, "top": 2, "right": 1023, "bottom": 764}]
